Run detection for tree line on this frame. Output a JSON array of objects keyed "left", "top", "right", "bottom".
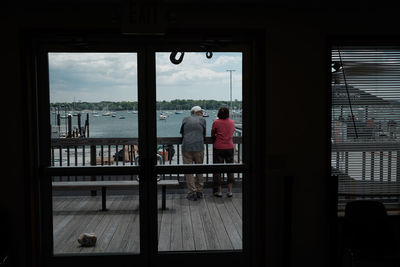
[{"left": 50, "top": 99, "right": 242, "bottom": 111}]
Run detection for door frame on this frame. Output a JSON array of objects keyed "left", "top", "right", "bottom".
[{"left": 24, "top": 30, "right": 266, "bottom": 267}]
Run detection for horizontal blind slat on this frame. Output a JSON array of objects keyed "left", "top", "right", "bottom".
[{"left": 331, "top": 46, "right": 400, "bottom": 204}]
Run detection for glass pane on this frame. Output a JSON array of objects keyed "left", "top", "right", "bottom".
[
  {"left": 49, "top": 53, "right": 139, "bottom": 167},
  {"left": 157, "top": 172, "right": 243, "bottom": 251},
  {"left": 331, "top": 47, "right": 400, "bottom": 215},
  {"left": 156, "top": 52, "right": 243, "bottom": 251},
  {"left": 155, "top": 52, "right": 243, "bottom": 166},
  {"left": 48, "top": 53, "right": 140, "bottom": 254},
  {"left": 52, "top": 175, "right": 140, "bottom": 254}
]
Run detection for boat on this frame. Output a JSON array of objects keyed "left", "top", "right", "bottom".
[
  {"left": 159, "top": 114, "right": 167, "bottom": 120},
  {"left": 60, "top": 113, "right": 72, "bottom": 119},
  {"left": 102, "top": 105, "right": 111, "bottom": 116},
  {"left": 175, "top": 111, "right": 183, "bottom": 114},
  {"left": 203, "top": 111, "right": 209, "bottom": 117},
  {"left": 128, "top": 107, "right": 138, "bottom": 114},
  {"left": 119, "top": 116, "right": 125, "bottom": 119}
]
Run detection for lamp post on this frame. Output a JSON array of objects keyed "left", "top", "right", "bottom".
[{"left": 226, "top": 69, "right": 235, "bottom": 111}]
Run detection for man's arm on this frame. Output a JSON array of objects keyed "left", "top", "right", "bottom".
[
  {"left": 202, "top": 118, "right": 206, "bottom": 140},
  {"left": 180, "top": 120, "right": 185, "bottom": 138}
]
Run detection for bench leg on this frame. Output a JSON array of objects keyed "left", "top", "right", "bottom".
[
  {"left": 161, "top": 185, "right": 167, "bottom": 210},
  {"left": 101, "top": 187, "right": 108, "bottom": 211}
]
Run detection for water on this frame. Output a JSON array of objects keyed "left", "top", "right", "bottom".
[{"left": 51, "top": 110, "right": 219, "bottom": 138}]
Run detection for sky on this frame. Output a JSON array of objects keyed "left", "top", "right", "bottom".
[{"left": 48, "top": 52, "right": 242, "bottom": 103}]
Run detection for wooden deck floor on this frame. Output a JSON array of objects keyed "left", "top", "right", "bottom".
[{"left": 52, "top": 193, "right": 242, "bottom": 254}]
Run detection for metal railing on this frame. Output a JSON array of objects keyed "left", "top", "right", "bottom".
[
  {"left": 50, "top": 136, "right": 243, "bottom": 183},
  {"left": 332, "top": 142, "right": 400, "bottom": 210}
]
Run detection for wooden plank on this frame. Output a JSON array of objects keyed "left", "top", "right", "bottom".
[
  {"left": 63, "top": 197, "right": 105, "bottom": 253},
  {"left": 124, "top": 196, "right": 141, "bottom": 253},
  {"left": 158, "top": 194, "right": 173, "bottom": 251},
  {"left": 53, "top": 196, "right": 91, "bottom": 246},
  {"left": 232, "top": 193, "right": 242, "bottom": 219},
  {"left": 198, "top": 195, "right": 220, "bottom": 250},
  {"left": 189, "top": 196, "right": 207, "bottom": 250},
  {"left": 84, "top": 196, "right": 124, "bottom": 253},
  {"left": 52, "top": 193, "right": 244, "bottom": 253},
  {"left": 53, "top": 196, "right": 97, "bottom": 253},
  {"left": 52, "top": 180, "right": 178, "bottom": 189},
  {"left": 91, "top": 196, "right": 126, "bottom": 253},
  {"left": 158, "top": 197, "right": 162, "bottom": 238},
  {"left": 105, "top": 196, "right": 133, "bottom": 252},
  {"left": 224, "top": 198, "right": 242, "bottom": 239},
  {"left": 51, "top": 136, "right": 241, "bottom": 146},
  {"left": 75, "top": 197, "right": 116, "bottom": 253},
  {"left": 52, "top": 196, "right": 68, "bottom": 210},
  {"left": 169, "top": 194, "right": 183, "bottom": 251},
  {"left": 215, "top": 196, "right": 242, "bottom": 250},
  {"left": 181, "top": 194, "right": 195, "bottom": 251},
  {"left": 205, "top": 196, "right": 233, "bottom": 250},
  {"left": 52, "top": 197, "right": 75, "bottom": 228},
  {"left": 118, "top": 196, "right": 140, "bottom": 253}
]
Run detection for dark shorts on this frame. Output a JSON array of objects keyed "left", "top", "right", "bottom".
[{"left": 212, "top": 148, "right": 235, "bottom": 190}]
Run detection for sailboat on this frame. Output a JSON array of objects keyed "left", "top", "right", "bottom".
[{"left": 102, "top": 105, "right": 111, "bottom": 116}]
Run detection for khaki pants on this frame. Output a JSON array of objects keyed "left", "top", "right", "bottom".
[{"left": 182, "top": 151, "right": 204, "bottom": 195}]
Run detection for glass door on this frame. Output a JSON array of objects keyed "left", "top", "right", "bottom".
[
  {"left": 46, "top": 52, "right": 141, "bottom": 255},
  {"left": 154, "top": 51, "right": 244, "bottom": 252},
  {"left": 35, "top": 37, "right": 259, "bottom": 267}
]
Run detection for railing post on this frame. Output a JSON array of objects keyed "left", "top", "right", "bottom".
[
  {"left": 380, "top": 151, "right": 384, "bottom": 182},
  {"left": 371, "top": 151, "right": 375, "bottom": 181},
  {"left": 90, "top": 145, "right": 97, "bottom": 196},
  {"left": 86, "top": 113, "right": 90, "bottom": 137},
  {"left": 388, "top": 151, "right": 392, "bottom": 182},
  {"left": 77, "top": 113, "right": 82, "bottom": 136},
  {"left": 397, "top": 150, "right": 400, "bottom": 183},
  {"left": 67, "top": 115, "right": 72, "bottom": 138},
  {"left": 336, "top": 151, "right": 340, "bottom": 171},
  {"left": 362, "top": 151, "right": 366, "bottom": 180}
]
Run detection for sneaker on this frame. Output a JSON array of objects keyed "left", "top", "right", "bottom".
[
  {"left": 187, "top": 193, "right": 197, "bottom": 201},
  {"left": 227, "top": 192, "right": 233, "bottom": 198},
  {"left": 196, "top": 192, "right": 203, "bottom": 199},
  {"left": 214, "top": 192, "right": 222, "bottom": 198}
]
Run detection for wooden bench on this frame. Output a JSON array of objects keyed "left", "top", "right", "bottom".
[{"left": 52, "top": 180, "right": 179, "bottom": 211}]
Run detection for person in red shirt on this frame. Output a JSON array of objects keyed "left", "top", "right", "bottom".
[{"left": 211, "top": 106, "right": 236, "bottom": 197}]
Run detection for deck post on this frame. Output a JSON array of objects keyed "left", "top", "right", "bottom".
[
  {"left": 161, "top": 185, "right": 167, "bottom": 210},
  {"left": 90, "top": 145, "right": 97, "bottom": 196},
  {"left": 67, "top": 114, "right": 72, "bottom": 138},
  {"left": 77, "top": 113, "right": 82, "bottom": 136},
  {"left": 101, "top": 187, "right": 107, "bottom": 211}
]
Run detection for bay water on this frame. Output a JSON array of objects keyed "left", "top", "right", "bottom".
[{"left": 51, "top": 110, "right": 219, "bottom": 138}]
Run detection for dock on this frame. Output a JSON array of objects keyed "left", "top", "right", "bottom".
[{"left": 52, "top": 192, "right": 242, "bottom": 254}]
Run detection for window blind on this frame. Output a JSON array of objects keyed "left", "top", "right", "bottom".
[{"left": 331, "top": 46, "right": 400, "bottom": 212}]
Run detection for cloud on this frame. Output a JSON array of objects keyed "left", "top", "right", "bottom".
[{"left": 49, "top": 52, "right": 242, "bottom": 102}]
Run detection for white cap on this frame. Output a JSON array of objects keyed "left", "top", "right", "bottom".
[{"left": 191, "top": 106, "right": 203, "bottom": 113}]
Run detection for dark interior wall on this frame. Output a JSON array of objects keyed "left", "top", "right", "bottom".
[{"left": 1, "top": 2, "right": 399, "bottom": 267}]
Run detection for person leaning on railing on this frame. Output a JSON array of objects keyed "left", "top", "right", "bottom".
[
  {"left": 211, "top": 106, "right": 235, "bottom": 198},
  {"left": 180, "top": 106, "right": 206, "bottom": 201}
]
